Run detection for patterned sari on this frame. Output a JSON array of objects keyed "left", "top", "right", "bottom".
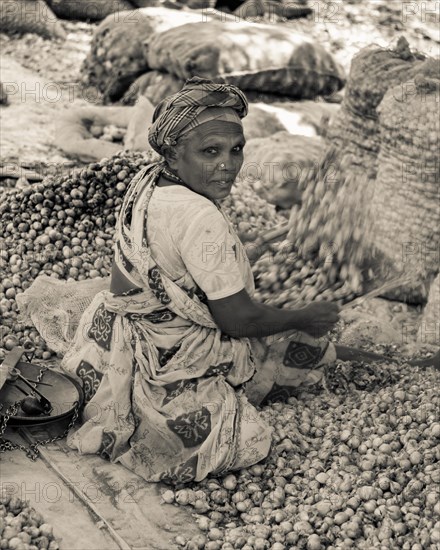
[{"left": 61, "top": 163, "right": 336, "bottom": 484}]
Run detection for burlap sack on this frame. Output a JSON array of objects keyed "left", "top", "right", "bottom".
[
  {"left": 371, "top": 66, "right": 439, "bottom": 304},
  {"left": 145, "top": 19, "right": 345, "bottom": 99},
  {"left": 326, "top": 37, "right": 427, "bottom": 183},
  {"left": 81, "top": 7, "right": 212, "bottom": 102},
  {"left": 0, "top": 0, "right": 66, "bottom": 40},
  {"left": 122, "top": 70, "right": 184, "bottom": 105},
  {"left": 241, "top": 131, "right": 324, "bottom": 208},
  {"left": 344, "top": 37, "right": 426, "bottom": 120},
  {"left": 215, "top": 64, "right": 343, "bottom": 100},
  {"left": 46, "top": 0, "right": 133, "bottom": 21}
]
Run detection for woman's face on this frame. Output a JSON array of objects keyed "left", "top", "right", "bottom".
[{"left": 167, "top": 119, "right": 246, "bottom": 201}]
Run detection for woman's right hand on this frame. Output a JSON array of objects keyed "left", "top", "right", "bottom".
[{"left": 296, "top": 302, "right": 341, "bottom": 338}]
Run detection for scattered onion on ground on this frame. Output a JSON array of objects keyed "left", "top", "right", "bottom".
[
  {"left": 159, "top": 361, "right": 439, "bottom": 549},
  {"left": 0, "top": 493, "right": 59, "bottom": 550}
]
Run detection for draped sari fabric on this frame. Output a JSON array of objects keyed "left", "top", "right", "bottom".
[
  {"left": 61, "top": 163, "right": 336, "bottom": 483},
  {"left": 62, "top": 163, "right": 270, "bottom": 482}
]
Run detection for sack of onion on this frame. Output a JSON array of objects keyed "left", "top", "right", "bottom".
[
  {"left": 370, "top": 63, "right": 440, "bottom": 303},
  {"left": 0, "top": 0, "right": 66, "bottom": 40},
  {"left": 325, "top": 36, "right": 427, "bottom": 195},
  {"left": 80, "top": 7, "right": 212, "bottom": 102},
  {"left": 145, "top": 19, "right": 345, "bottom": 99}
]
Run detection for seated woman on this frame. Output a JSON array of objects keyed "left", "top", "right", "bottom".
[{"left": 61, "top": 77, "right": 438, "bottom": 484}]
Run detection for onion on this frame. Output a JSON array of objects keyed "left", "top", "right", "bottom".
[
  {"left": 357, "top": 486, "right": 379, "bottom": 501},
  {"left": 175, "top": 489, "right": 193, "bottom": 506},
  {"left": 161, "top": 490, "right": 175, "bottom": 504}
]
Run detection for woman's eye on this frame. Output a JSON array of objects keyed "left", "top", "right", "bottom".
[
  {"left": 204, "top": 147, "right": 218, "bottom": 155},
  {"left": 233, "top": 144, "right": 244, "bottom": 153}
]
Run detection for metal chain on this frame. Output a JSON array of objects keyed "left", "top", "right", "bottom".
[{"left": 0, "top": 365, "right": 80, "bottom": 461}]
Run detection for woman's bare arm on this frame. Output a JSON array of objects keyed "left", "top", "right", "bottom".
[
  {"left": 207, "top": 289, "right": 340, "bottom": 339},
  {"left": 209, "top": 291, "right": 440, "bottom": 369}
]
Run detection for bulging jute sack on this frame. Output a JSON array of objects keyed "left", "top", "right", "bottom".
[
  {"left": 326, "top": 37, "right": 427, "bottom": 183},
  {"left": 371, "top": 64, "right": 439, "bottom": 303},
  {"left": 80, "top": 7, "right": 211, "bottom": 102},
  {"left": 145, "top": 19, "right": 345, "bottom": 99},
  {"left": 0, "top": 0, "right": 66, "bottom": 40}
]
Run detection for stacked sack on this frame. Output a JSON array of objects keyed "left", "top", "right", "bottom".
[
  {"left": 144, "top": 19, "right": 345, "bottom": 100},
  {"left": 325, "top": 37, "right": 426, "bottom": 184},
  {"left": 83, "top": 10, "right": 345, "bottom": 105},
  {"left": 0, "top": 0, "right": 66, "bottom": 40},
  {"left": 252, "top": 38, "right": 438, "bottom": 308},
  {"left": 80, "top": 8, "right": 209, "bottom": 102},
  {"left": 371, "top": 60, "right": 440, "bottom": 302}
]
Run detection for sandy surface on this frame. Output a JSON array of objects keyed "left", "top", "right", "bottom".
[
  {"left": 3, "top": 433, "right": 121, "bottom": 550},
  {"left": 3, "top": 427, "right": 202, "bottom": 550}
]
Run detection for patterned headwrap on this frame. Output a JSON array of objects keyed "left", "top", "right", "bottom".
[{"left": 148, "top": 77, "right": 249, "bottom": 155}]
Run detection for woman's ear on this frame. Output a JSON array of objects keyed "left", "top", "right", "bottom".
[{"left": 162, "top": 145, "right": 179, "bottom": 168}]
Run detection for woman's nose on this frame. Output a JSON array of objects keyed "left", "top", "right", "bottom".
[{"left": 218, "top": 155, "right": 241, "bottom": 173}]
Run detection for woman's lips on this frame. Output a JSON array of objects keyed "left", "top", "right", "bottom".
[
  {"left": 215, "top": 182, "right": 233, "bottom": 190},
  {"left": 213, "top": 179, "right": 234, "bottom": 186}
]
